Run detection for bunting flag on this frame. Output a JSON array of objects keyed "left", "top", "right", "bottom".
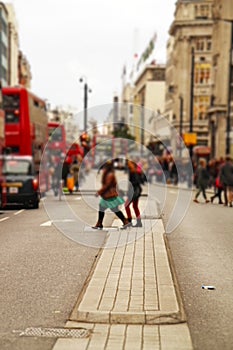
[
  {"left": 122, "top": 64, "right": 127, "bottom": 78},
  {"left": 136, "top": 32, "right": 157, "bottom": 71}
]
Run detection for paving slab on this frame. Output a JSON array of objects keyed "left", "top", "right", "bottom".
[
  {"left": 52, "top": 321, "right": 193, "bottom": 350},
  {"left": 70, "top": 198, "right": 180, "bottom": 325},
  {"left": 52, "top": 170, "right": 193, "bottom": 349}
]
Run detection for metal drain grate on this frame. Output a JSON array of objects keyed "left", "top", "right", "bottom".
[{"left": 19, "top": 327, "right": 90, "bottom": 338}]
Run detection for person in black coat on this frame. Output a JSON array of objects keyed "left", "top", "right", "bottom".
[
  {"left": 220, "top": 155, "right": 233, "bottom": 207},
  {"left": 125, "top": 160, "right": 143, "bottom": 227},
  {"left": 193, "top": 158, "right": 210, "bottom": 203}
]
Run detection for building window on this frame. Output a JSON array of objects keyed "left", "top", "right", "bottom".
[
  {"left": 207, "top": 39, "right": 212, "bottom": 51},
  {"left": 195, "top": 37, "right": 212, "bottom": 52},
  {"left": 194, "top": 96, "right": 210, "bottom": 120},
  {"left": 153, "top": 69, "right": 165, "bottom": 81},
  {"left": 196, "top": 39, "right": 205, "bottom": 51},
  {"left": 1, "top": 43, "right": 7, "bottom": 57},
  {"left": 230, "top": 88, "right": 233, "bottom": 102},
  {"left": 195, "top": 63, "right": 211, "bottom": 84},
  {"left": 195, "top": 4, "right": 212, "bottom": 19}
]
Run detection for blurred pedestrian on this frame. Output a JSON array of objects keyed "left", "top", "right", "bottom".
[
  {"left": 51, "top": 156, "right": 63, "bottom": 196},
  {"left": 70, "top": 157, "right": 81, "bottom": 190},
  {"left": 92, "top": 160, "right": 130, "bottom": 229},
  {"left": 219, "top": 155, "right": 233, "bottom": 207},
  {"left": 210, "top": 174, "right": 223, "bottom": 204},
  {"left": 162, "top": 155, "right": 170, "bottom": 183},
  {"left": 62, "top": 156, "right": 72, "bottom": 187},
  {"left": 193, "top": 158, "right": 210, "bottom": 203},
  {"left": 210, "top": 160, "right": 223, "bottom": 204},
  {"left": 169, "top": 157, "right": 178, "bottom": 185},
  {"left": 125, "top": 160, "right": 143, "bottom": 227}
]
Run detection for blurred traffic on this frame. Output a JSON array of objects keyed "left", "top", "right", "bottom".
[{"left": 0, "top": 84, "right": 233, "bottom": 210}]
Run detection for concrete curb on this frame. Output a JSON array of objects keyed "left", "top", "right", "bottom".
[{"left": 70, "top": 212, "right": 184, "bottom": 326}]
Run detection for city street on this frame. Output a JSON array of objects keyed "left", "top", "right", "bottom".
[
  {"left": 0, "top": 171, "right": 233, "bottom": 349},
  {"left": 1, "top": 0, "right": 233, "bottom": 349},
  {"left": 164, "top": 186, "right": 233, "bottom": 350},
  {"left": 0, "top": 197, "right": 99, "bottom": 350}
]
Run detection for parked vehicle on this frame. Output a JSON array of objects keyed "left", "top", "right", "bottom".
[
  {"left": 2, "top": 86, "right": 48, "bottom": 195},
  {"left": 0, "top": 84, "right": 6, "bottom": 207},
  {"left": 0, "top": 83, "right": 5, "bottom": 154},
  {"left": 0, "top": 155, "right": 40, "bottom": 209}
]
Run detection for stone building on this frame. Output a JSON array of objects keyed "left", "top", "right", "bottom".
[
  {"left": 208, "top": 0, "right": 233, "bottom": 157},
  {"left": 18, "top": 50, "right": 32, "bottom": 89},
  {"left": 166, "top": 0, "right": 214, "bottom": 158},
  {"left": 166, "top": 0, "right": 233, "bottom": 158},
  {"left": 0, "top": 2, "right": 9, "bottom": 86},
  {"left": 5, "top": 3, "right": 19, "bottom": 86},
  {"left": 121, "top": 64, "right": 166, "bottom": 147},
  {"left": 0, "top": 2, "right": 31, "bottom": 88}
]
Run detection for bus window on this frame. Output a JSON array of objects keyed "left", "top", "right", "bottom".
[
  {"left": 3, "top": 94, "right": 20, "bottom": 109},
  {"left": 5, "top": 111, "right": 20, "bottom": 124},
  {"left": 49, "top": 126, "right": 62, "bottom": 141}
]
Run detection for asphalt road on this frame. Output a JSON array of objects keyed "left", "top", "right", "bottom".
[
  {"left": 0, "top": 195, "right": 99, "bottom": 350},
  {"left": 162, "top": 185, "right": 233, "bottom": 350},
  {"left": 1, "top": 177, "right": 233, "bottom": 350}
]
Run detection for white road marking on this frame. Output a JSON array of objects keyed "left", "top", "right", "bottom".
[
  {"left": 14, "top": 209, "right": 25, "bottom": 216},
  {"left": 40, "top": 219, "right": 76, "bottom": 227},
  {"left": 0, "top": 217, "right": 10, "bottom": 222},
  {"left": 84, "top": 226, "right": 119, "bottom": 232},
  {"left": 40, "top": 221, "right": 52, "bottom": 227}
]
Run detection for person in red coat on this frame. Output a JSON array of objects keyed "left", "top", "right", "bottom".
[{"left": 125, "top": 160, "right": 143, "bottom": 227}]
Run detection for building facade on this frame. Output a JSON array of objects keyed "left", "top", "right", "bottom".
[
  {"left": 121, "top": 64, "right": 166, "bottom": 147},
  {"left": 18, "top": 50, "right": 32, "bottom": 88},
  {"left": 166, "top": 0, "right": 214, "bottom": 158},
  {"left": 0, "top": 2, "right": 8, "bottom": 86},
  {"left": 166, "top": 0, "right": 233, "bottom": 158},
  {"left": 5, "top": 3, "right": 19, "bottom": 86},
  {"left": 208, "top": 0, "right": 233, "bottom": 157},
  {"left": 0, "top": 2, "right": 31, "bottom": 88}
]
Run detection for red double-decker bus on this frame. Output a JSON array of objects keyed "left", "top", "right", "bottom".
[
  {"left": 47, "top": 122, "right": 67, "bottom": 160},
  {"left": 2, "top": 86, "right": 48, "bottom": 194},
  {"left": 2, "top": 86, "right": 48, "bottom": 159},
  {"left": 0, "top": 85, "right": 6, "bottom": 206},
  {"left": 0, "top": 88, "right": 5, "bottom": 154}
]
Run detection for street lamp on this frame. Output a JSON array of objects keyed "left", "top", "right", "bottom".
[
  {"left": 189, "top": 47, "right": 195, "bottom": 158},
  {"left": 79, "top": 76, "right": 92, "bottom": 132},
  {"left": 179, "top": 95, "right": 184, "bottom": 157},
  {"left": 140, "top": 103, "right": 145, "bottom": 156}
]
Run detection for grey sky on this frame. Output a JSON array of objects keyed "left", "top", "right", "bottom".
[{"left": 12, "top": 0, "right": 176, "bottom": 112}]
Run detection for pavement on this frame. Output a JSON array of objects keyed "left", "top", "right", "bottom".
[{"left": 52, "top": 170, "right": 193, "bottom": 350}]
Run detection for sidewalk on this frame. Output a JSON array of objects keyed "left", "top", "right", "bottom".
[{"left": 52, "top": 171, "right": 193, "bottom": 349}]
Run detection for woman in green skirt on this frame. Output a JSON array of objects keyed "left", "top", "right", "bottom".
[{"left": 92, "top": 160, "right": 130, "bottom": 229}]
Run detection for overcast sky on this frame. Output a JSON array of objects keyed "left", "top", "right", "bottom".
[{"left": 12, "top": 0, "right": 176, "bottom": 115}]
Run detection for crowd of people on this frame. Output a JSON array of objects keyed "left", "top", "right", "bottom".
[
  {"left": 48, "top": 153, "right": 87, "bottom": 196},
  {"left": 47, "top": 150, "right": 233, "bottom": 212},
  {"left": 193, "top": 155, "right": 233, "bottom": 207},
  {"left": 130, "top": 154, "right": 233, "bottom": 208}
]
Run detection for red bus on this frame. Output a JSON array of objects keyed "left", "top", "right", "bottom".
[
  {"left": 47, "top": 122, "right": 66, "bottom": 160},
  {"left": 2, "top": 86, "right": 48, "bottom": 194},
  {"left": 0, "top": 86, "right": 6, "bottom": 207},
  {"left": 0, "top": 88, "right": 5, "bottom": 154}
]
